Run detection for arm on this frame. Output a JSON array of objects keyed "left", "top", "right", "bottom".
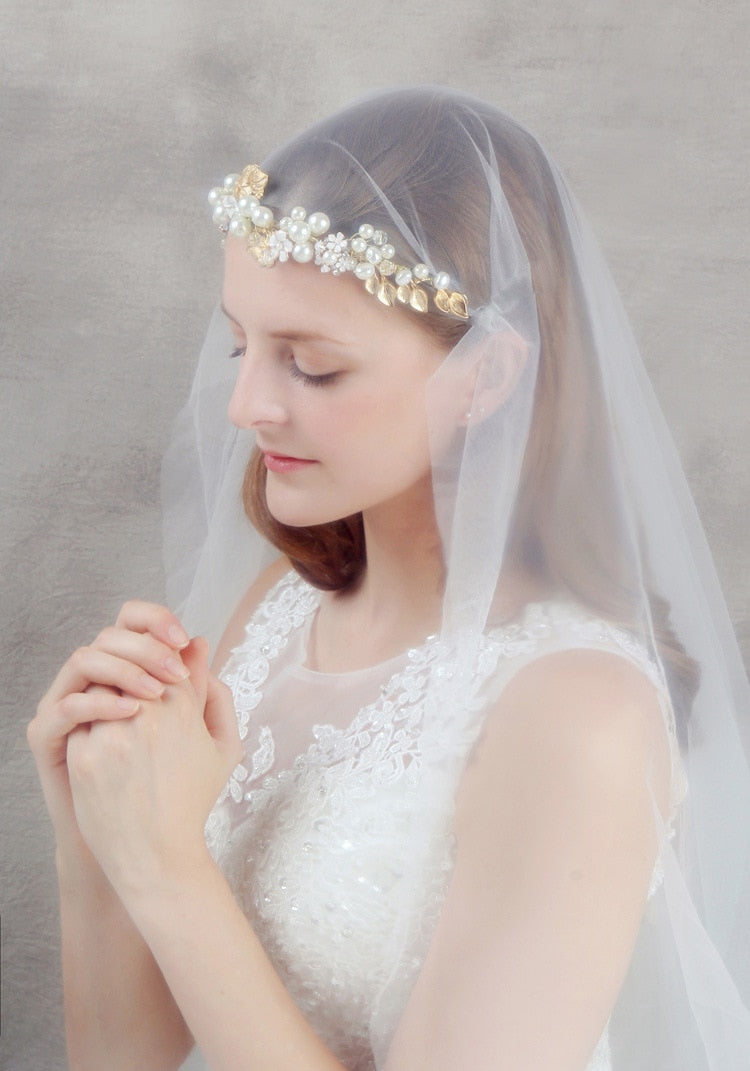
[
  {"left": 385, "top": 649, "right": 672, "bottom": 1071},
  {"left": 32, "top": 558, "right": 343, "bottom": 1071},
  {"left": 28, "top": 603, "right": 198, "bottom": 1070},
  {"left": 64, "top": 616, "right": 348, "bottom": 1071}
]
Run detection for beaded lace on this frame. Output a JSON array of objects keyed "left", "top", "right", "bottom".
[{"left": 200, "top": 573, "right": 678, "bottom": 1070}]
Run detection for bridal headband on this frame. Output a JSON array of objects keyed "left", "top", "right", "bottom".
[{"left": 209, "top": 165, "right": 469, "bottom": 320}]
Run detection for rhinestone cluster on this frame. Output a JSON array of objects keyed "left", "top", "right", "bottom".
[{"left": 209, "top": 165, "right": 469, "bottom": 320}]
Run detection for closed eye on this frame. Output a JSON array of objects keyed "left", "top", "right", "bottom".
[
  {"left": 288, "top": 360, "right": 340, "bottom": 388},
  {"left": 228, "top": 346, "right": 339, "bottom": 387}
]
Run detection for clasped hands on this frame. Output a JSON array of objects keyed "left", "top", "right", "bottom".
[{"left": 29, "top": 601, "right": 243, "bottom": 900}]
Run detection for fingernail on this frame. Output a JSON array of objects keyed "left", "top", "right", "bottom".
[
  {"left": 117, "top": 697, "right": 140, "bottom": 713},
  {"left": 164, "top": 655, "right": 189, "bottom": 679},
  {"left": 140, "top": 675, "right": 165, "bottom": 696},
  {"left": 168, "top": 625, "right": 190, "bottom": 648}
]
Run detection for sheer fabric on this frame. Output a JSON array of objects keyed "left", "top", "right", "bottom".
[{"left": 164, "top": 87, "right": 750, "bottom": 1068}]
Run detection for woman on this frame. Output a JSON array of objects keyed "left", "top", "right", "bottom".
[{"left": 29, "top": 88, "right": 750, "bottom": 1069}]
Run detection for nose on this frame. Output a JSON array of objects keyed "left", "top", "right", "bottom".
[{"left": 228, "top": 350, "right": 288, "bottom": 429}]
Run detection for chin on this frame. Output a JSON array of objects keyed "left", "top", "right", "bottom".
[{"left": 265, "top": 491, "right": 345, "bottom": 530}]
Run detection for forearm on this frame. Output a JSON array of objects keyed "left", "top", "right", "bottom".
[
  {"left": 57, "top": 849, "right": 192, "bottom": 1071},
  {"left": 121, "top": 850, "right": 348, "bottom": 1071}
]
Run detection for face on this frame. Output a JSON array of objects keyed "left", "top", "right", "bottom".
[{"left": 222, "top": 238, "right": 459, "bottom": 529}]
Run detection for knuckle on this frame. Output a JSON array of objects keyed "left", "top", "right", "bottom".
[
  {"left": 67, "top": 742, "right": 94, "bottom": 779},
  {"left": 93, "top": 625, "right": 117, "bottom": 648},
  {"left": 26, "top": 716, "right": 41, "bottom": 750},
  {"left": 117, "top": 599, "right": 142, "bottom": 625},
  {"left": 57, "top": 693, "right": 80, "bottom": 720},
  {"left": 71, "top": 645, "right": 91, "bottom": 669}
]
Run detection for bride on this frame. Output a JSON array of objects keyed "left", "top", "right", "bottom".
[{"left": 29, "top": 87, "right": 750, "bottom": 1069}]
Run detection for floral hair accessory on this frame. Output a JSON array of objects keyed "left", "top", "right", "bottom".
[{"left": 208, "top": 165, "right": 469, "bottom": 320}]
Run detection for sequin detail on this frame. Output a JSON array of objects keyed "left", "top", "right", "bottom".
[{"left": 205, "top": 572, "right": 677, "bottom": 1071}]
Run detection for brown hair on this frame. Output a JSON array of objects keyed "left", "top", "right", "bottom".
[{"left": 240, "top": 90, "right": 699, "bottom": 718}]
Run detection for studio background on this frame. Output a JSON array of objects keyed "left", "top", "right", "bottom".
[{"left": 1, "top": 2, "right": 748, "bottom": 1068}]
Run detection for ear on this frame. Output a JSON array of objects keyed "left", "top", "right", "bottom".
[{"left": 459, "top": 330, "right": 529, "bottom": 427}]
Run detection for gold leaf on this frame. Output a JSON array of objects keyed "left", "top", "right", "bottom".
[
  {"left": 449, "top": 292, "right": 469, "bottom": 319},
  {"left": 236, "top": 164, "right": 269, "bottom": 200},
  {"left": 410, "top": 286, "right": 428, "bottom": 313},
  {"left": 365, "top": 275, "right": 378, "bottom": 295},
  {"left": 396, "top": 285, "right": 411, "bottom": 305},
  {"left": 435, "top": 289, "right": 451, "bottom": 315},
  {"left": 377, "top": 280, "right": 396, "bottom": 307}
]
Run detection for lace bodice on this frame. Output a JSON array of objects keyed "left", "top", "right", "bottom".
[{"left": 192, "top": 572, "right": 677, "bottom": 1071}]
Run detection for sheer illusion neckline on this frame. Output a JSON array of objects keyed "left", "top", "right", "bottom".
[{"left": 298, "top": 595, "right": 439, "bottom": 681}]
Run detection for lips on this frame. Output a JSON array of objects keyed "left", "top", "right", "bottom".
[{"left": 263, "top": 452, "right": 317, "bottom": 474}]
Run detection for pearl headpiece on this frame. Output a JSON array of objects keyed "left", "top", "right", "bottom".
[{"left": 209, "top": 165, "right": 469, "bottom": 320}]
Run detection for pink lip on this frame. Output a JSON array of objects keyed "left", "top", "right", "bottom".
[{"left": 263, "top": 452, "right": 317, "bottom": 474}]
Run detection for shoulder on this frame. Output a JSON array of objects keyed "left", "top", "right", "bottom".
[
  {"left": 211, "top": 557, "right": 293, "bottom": 672},
  {"left": 457, "top": 647, "right": 673, "bottom": 845}
]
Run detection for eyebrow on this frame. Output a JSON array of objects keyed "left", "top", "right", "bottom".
[{"left": 220, "top": 302, "right": 346, "bottom": 347}]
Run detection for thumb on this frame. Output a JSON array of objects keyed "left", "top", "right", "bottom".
[
  {"left": 181, "top": 637, "right": 210, "bottom": 707},
  {"left": 204, "top": 672, "right": 242, "bottom": 765}
]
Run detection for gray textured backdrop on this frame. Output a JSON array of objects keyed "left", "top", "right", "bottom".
[{"left": 1, "top": 2, "right": 748, "bottom": 1068}]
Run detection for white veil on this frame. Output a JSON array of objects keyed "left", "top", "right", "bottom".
[{"left": 163, "top": 87, "right": 750, "bottom": 1068}]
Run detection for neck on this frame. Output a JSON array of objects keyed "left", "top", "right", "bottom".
[
  {"left": 358, "top": 480, "right": 445, "bottom": 624},
  {"left": 311, "top": 477, "right": 445, "bottom": 672}
]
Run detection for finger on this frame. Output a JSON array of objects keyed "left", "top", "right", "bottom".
[
  {"left": 42, "top": 646, "right": 168, "bottom": 708},
  {"left": 180, "top": 637, "right": 210, "bottom": 707},
  {"left": 91, "top": 626, "right": 191, "bottom": 685},
  {"left": 28, "top": 689, "right": 141, "bottom": 766},
  {"left": 114, "top": 600, "right": 190, "bottom": 649},
  {"left": 63, "top": 691, "right": 142, "bottom": 723},
  {"left": 204, "top": 672, "right": 243, "bottom": 765}
]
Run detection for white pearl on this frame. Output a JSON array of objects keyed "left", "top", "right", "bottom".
[
  {"left": 380, "top": 244, "right": 395, "bottom": 261},
  {"left": 251, "top": 205, "right": 274, "bottom": 228},
  {"left": 358, "top": 223, "right": 375, "bottom": 240},
  {"left": 413, "top": 263, "right": 430, "bottom": 281},
  {"left": 208, "top": 187, "right": 222, "bottom": 206},
  {"left": 292, "top": 242, "right": 314, "bottom": 263},
  {"left": 395, "top": 268, "right": 412, "bottom": 285},
  {"left": 224, "top": 173, "right": 240, "bottom": 190},
  {"left": 290, "top": 206, "right": 307, "bottom": 221},
  {"left": 307, "top": 212, "right": 330, "bottom": 237},
  {"left": 229, "top": 217, "right": 249, "bottom": 237},
  {"left": 354, "top": 261, "right": 376, "bottom": 279},
  {"left": 212, "top": 204, "right": 229, "bottom": 224},
  {"left": 433, "top": 271, "right": 450, "bottom": 290},
  {"left": 237, "top": 195, "right": 258, "bottom": 215},
  {"left": 350, "top": 236, "right": 367, "bottom": 254},
  {"left": 288, "top": 220, "right": 311, "bottom": 243},
  {"left": 278, "top": 216, "right": 292, "bottom": 231},
  {"left": 365, "top": 245, "right": 382, "bottom": 264}
]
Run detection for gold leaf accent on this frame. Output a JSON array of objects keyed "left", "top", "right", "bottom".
[
  {"left": 435, "top": 289, "right": 451, "bottom": 315},
  {"left": 396, "top": 285, "right": 411, "bottom": 305},
  {"left": 379, "top": 259, "right": 395, "bottom": 276},
  {"left": 449, "top": 291, "right": 469, "bottom": 319},
  {"left": 410, "top": 286, "right": 428, "bottom": 313},
  {"left": 365, "top": 275, "right": 378, "bottom": 295},
  {"left": 377, "top": 280, "right": 396, "bottom": 307},
  {"left": 235, "top": 164, "right": 269, "bottom": 200}
]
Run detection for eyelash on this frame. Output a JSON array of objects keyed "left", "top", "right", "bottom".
[
  {"left": 228, "top": 347, "right": 339, "bottom": 388},
  {"left": 288, "top": 363, "right": 339, "bottom": 389}
]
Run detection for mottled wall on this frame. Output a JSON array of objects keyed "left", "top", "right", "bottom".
[{"left": 1, "top": 2, "right": 748, "bottom": 1067}]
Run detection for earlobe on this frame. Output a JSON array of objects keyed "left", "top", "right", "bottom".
[{"left": 460, "top": 331, "right": 529, "bottom": 427}]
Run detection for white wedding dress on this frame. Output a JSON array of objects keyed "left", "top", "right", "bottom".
[{"left": 183, "top": 571, "right": 679, "bottom": 1071}]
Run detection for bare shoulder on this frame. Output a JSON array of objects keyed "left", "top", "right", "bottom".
[
  {"left": 457, "top": 648, "right": 673, "bottom": 841},
  {"left": 211, "top": 557, "right": 292, "bottom": 672}
]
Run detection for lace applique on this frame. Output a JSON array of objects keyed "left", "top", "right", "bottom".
[
  {"left": 218, "top": 574, "right": 319, "bottom": 804},
  {"left": 207, "top": 574, "right": 676, "bottom": 1071}
]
